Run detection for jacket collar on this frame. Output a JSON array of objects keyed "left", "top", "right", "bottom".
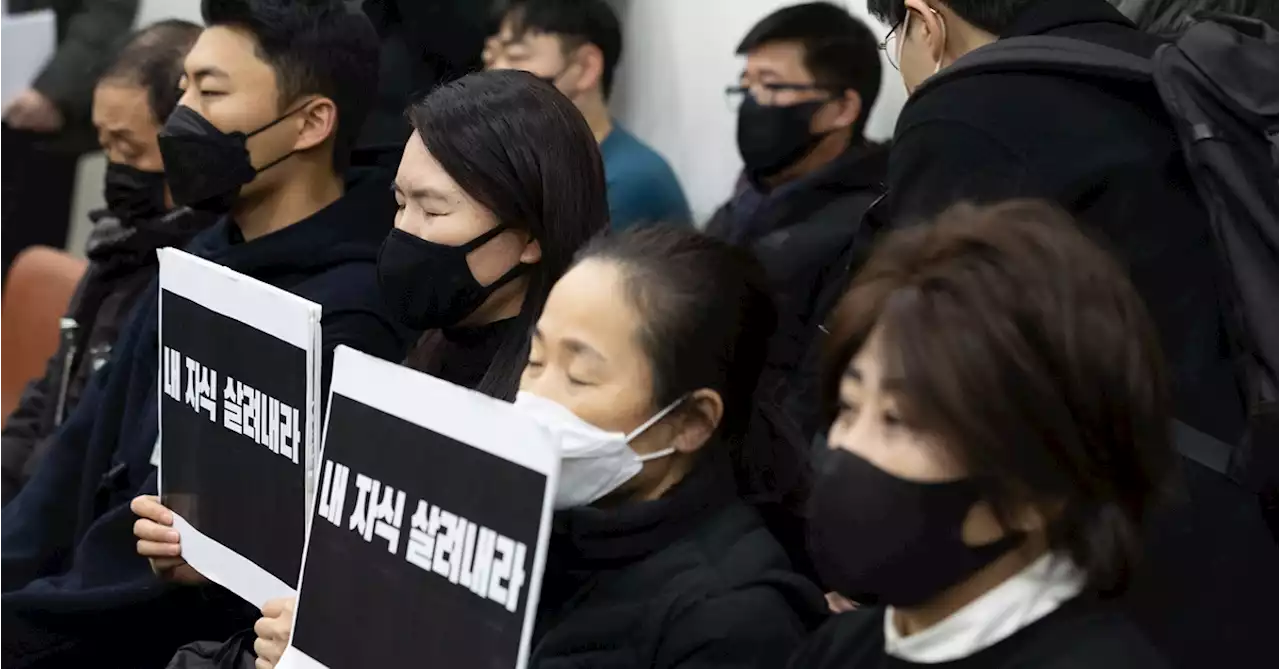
[{"left": 1003, "top": 0, "right": 1137, "bottom": 38}]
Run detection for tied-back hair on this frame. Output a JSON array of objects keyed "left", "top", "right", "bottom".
[
  {"left": 573, "top": 225, "right": 809, "bottom": 515},
  {"left": 406, "top": 69, "right": 608, "bottom": 400},
  {"left": 822, "top": 200, "right": 1175, "bottom": 596}
]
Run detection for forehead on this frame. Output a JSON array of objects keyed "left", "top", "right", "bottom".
[
  {"left": 540, "top": 261, "right": 643, "bottom": 351},
  {"left": 185, "top": 25, "right": 277, "bottom": 89},
  {"left": 743, "top": 40, "right": 813, "bottom": 80},
  {"left": 92, "top": 81, "right": 155, "bottom": 128},
  {"left": 497, "top": 18, "right": 564, "bottom": 51},
  {"left": 394, "top": 131, "right": 462, "bottom": 198}
]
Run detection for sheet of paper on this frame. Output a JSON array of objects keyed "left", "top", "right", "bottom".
[
  {"left": 278, "top": 347, "right": 560, "bottom": 669},
  {"left": 158, "top": 248, "right": 322, "bottom": 610},
  {"left": 2, "top": 9, "right": 56, "bottom": 109}
]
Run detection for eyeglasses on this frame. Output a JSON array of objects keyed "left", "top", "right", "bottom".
[
  {"left": 724, "top": 82, "right": 834, "bottom": 109},
  {"left": 879, "top": 20, "right": 904, "bottom": 71}
]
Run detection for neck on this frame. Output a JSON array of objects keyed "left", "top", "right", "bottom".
[
  {"left": 762, "top": 130, "right": 853, "bottom": 191},
  {"left": 893, "top": 539, "right": 1047, "bottom": 636},
  {"left": 943, "top": 19, "right": 998, "bottom": 68},
  {"left": 233, "top": 164, "right": 344, "bottom": 241},
  {"left": 576, "top": 91, "right": 613, "bottom": 143}
]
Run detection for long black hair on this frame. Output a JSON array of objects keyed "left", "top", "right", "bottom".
[{"left": 406, "top": 69, "right": 609, "bottom": 399}]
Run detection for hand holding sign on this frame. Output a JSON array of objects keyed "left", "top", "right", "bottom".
[
  {"left": 131, "top": 495, "right": 207, "bottom": 585},
  {"left": 254, "top": 597, "right": 296, "bottom": 669}
]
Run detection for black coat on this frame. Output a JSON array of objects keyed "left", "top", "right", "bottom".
[
  {"left": 706, "top": 144, "right": 888, "bottom": 473},
  {"left": 1, "top": 168, "right": 414, "bottom": 669},
  {"left": 787, "top": 598, "right": 1168, "bottom": 669},
  {"left": 875, "top": 0, "right": 1240, "bottom": 445},
  {"left": 530, "top": 459, "right": 829, "bottom": 669},
  {"left": 1, "top": 208, "right": 212, "bottom": 506}
]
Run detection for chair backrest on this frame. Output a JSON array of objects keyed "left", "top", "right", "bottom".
[{"left": 2, "top": 246, "right": 88, "bottom": 425}]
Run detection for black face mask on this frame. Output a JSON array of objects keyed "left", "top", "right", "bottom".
[
  {"left": 157, "top": 105, "right": 302, "bottom": 214},
  {"left": 807, "top": 449, "right": 1023, "bottom": 607},
  {"left": 103, "top": 162, "right": 167, "bottom": 224},
  {"left": 377, "top": 227, "right": 528, "bottom": 331},
  {"left": 736, "top": 96, "right": 829, "bottom": 184}
]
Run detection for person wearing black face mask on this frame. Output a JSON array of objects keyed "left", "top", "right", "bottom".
[
  {"left": 789, "top": 201, "right": 1176, "bottom": 669},
  {"left": 151, "top": 69, "right": 608, "bottom": 669},
  {"left": 1, "top": 20, "right": 212, "bottom": 507},
  {"left": 704, "top": 4, "right": 890, "bottom": 456}
]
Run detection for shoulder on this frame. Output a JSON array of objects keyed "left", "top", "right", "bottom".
[
  {"left": 786, "top": 608, "right": 886, "bottom": 669},
  {"left": 602, "top": 126, "right": 686, "bottom": 196},
  {"left": 983, "top": 600, "right": 1169, "bottom": 668}
]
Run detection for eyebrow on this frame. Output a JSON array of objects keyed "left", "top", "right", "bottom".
[
  {"left": 532, "top": 328, "right": 606, "bottom": 363},
  {"left": 191, "top": 66, "right": 229, "bottom": 81},
  {"left": 392, "top": 181, "right": 453, "bottom": 203}
]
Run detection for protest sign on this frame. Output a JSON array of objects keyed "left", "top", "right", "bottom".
[
  {"left": 158, "top": 248, "right": 322, "bottom": 608},
  {"left": 278, "top": 346, "right": 559, "bottom": 669}
]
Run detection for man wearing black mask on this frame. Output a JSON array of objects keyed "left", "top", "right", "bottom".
[
  {"left": 1, "top": 2, "right": 412, "bottom": 667},
  {"left": 1, "top": 20, "right": 211, "bottom": 507},
  {"left": 706, "top": 2, "right": 887, "bottom": 443}
]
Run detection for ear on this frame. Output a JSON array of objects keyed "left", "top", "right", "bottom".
[
  {"left": 818, "top": 89, "right": 863, "bottom": 133},
  {"left": 519, "top": 234, "right": 543, "bottom": 264},
  {"left": 671, "top": 389, "right": 725, "bottom": 455},
  {"left": 905, "top": 0, "right": 948, "bottom": 64},
  {"left": 570, "top": 43, "right": 606, "bottom": 95},
  {"left": 292, "top": 96, "right": 338, "bottom": 153}
]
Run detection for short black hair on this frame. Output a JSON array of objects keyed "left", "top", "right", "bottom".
[
  {"left": 497, "top": 0, "right": 623, "bottom": 98},
  {"left": 100, "top": 20, "right": 203, "bottom": 124},
  {"left": 201, "top": 0, "right": 380, "bottom": 172},
  {"left": 738, "top": 3, "right": 882, "bottom": 138},
  {"left": 867, "top": 0, "right": 1036, "bottom": 35},
  {"left": 823, "top": 200, "right": 1174, "bottom": 596},
  {"left": 407, "top": 70, "right": 608, "bottom": 399}
]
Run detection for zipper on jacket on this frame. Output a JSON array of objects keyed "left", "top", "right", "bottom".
[{"left": 53, "top": 317, "right": 79, "bottom": 427}]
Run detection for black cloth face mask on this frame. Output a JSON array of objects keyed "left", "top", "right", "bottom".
[
  {"left": 807, "top": 448, "right": 1023, "bottom": 607},
  {"left": 736, "top": 95, "right": 831, "bottom": 184},
  {"left": 103, "top": 162, "right": 167, "bottom": 224},
  {"left": 377, "top": 226, "right": 529, "bottom": 331},
  {"left": 157, "top": 105, "right": 303, "bottom": 214}
]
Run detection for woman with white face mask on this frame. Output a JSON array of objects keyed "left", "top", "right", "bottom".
[{"left": 516, "top": 225, "right": 828, "bottom": 668}]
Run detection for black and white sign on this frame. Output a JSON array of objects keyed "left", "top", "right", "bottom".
[
  {"left": 158, "top": 248, "right": 322, "bottom": 608},
  {"left": 278, "top": 347, "right": 558, "bottom": 669}
]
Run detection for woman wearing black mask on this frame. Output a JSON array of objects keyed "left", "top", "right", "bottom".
[
  {"left": 792, "top": 201, "right": 1172, "bottom": 668},
  {"left": 145, "top": 69, "right": 610, "bottom": 667},
  {"left": 1, "top": 20, "right": 211, "bottom": 506},
  {"left": 379, "top": 68, "right": 608, "bottom": 399}
]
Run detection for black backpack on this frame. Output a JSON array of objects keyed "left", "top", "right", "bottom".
[{"left": 915, "top": 14, "right": 1278, "bottom": 496}]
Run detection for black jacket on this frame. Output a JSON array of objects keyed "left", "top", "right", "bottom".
[
  {"left": 787, "top": 598, "right": 1168, "bottom": 669},
  {"left": 706, "top": 145, "right": 888, "bottom": 500},
  {"left": 0, "top": 169, "right": 414, "bottom": 669},
  {"left": 1, "top": 208, "right": 212, "bottom": 506},
  {"left": 529, "top": 458, "right": 829, "bottom": 669},
  {"left": 876, "top": 0, "right": 1240, "bottom": 444}
]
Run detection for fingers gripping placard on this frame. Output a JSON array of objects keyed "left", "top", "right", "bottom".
[
  {"left": 158, "top": 248, "right": 322, "bottom": 608},
  {"left": 278, "top": 347, "right": 559, "bottom": 669}
]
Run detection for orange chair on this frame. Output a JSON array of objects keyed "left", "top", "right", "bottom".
[{"left": 1, "top": 246, "right": 89, "bottom": 426}]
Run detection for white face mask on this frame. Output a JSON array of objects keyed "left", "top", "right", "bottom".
[{"left": 515, "top": 391, "right": 685, "bottom": 510}]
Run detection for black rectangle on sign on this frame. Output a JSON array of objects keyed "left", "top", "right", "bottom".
[
  {"left": 160, "top": 289, "right": 309, "bottom": 587},
  {"left": 292, "top": 393, "right": 547, "bottom": 669}
]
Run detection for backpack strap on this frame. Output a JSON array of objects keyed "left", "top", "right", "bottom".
[{"left": 913, "top": 35, "right": 1157, "bottom": 100}]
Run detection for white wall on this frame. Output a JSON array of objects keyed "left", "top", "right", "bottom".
[{"left": 607, "top": 0, "right": 905, "bottom": 223}]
